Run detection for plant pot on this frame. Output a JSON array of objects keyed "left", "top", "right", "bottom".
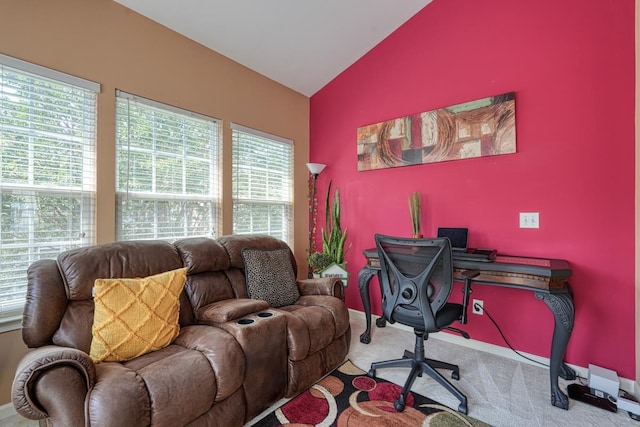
[{"left": 318, "top": 262, "right": 349, "bottom": 287}]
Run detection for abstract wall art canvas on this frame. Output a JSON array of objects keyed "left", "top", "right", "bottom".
[{"left": 357, "top": 92, "right": 516, "bottom": 171}]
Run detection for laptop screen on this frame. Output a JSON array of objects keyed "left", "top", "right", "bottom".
[{"left": 437, "top": 227, "right": 468, "bottom": 250}]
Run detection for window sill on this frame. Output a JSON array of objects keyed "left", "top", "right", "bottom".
[{"left": 0, "top": 316, "right": 22, "bottom": 333}]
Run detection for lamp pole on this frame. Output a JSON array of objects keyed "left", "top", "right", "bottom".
[{"left": 306, "top": 163, "right": 326, "bottom": 277}]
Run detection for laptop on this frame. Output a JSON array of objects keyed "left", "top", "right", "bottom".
[
  {"left": 437, "top": 227, "right": 468, "bottom": 252},
  {"left": 437, "top": 227, "right": 497, "bottom": 262}
]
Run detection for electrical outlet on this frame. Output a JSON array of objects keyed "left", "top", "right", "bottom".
[
  {"left": 520, "top": 212, "right": 539, "bottom": 229},
  {"left": 472, "top": 299, "right": 484, "bottom": 315}
]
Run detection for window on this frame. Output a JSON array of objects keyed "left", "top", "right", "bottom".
[
  {"left": 116, "top": 91, "right": 221, "bottom": 241},
  {"left": 231, "top": 123, "right": 293, "bottom": 245},
  {"left": 0, "top": 54, "right": 99, "bottom": 325}
]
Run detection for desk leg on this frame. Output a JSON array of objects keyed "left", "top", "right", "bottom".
[
  {"left": 358, "top": 266, "right": 378, "bottom": 344},
  {"left": 534, "top": 288, "right": 576, "bottom": 410}
]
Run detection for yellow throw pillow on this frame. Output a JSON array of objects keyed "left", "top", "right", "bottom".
[{"left": 90, "top": 268, "right": 187, "bottom": 363}]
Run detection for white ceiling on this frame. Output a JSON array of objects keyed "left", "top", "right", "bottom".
[{"left": 114, "top": 0, "right": 432, "bottom": 96}]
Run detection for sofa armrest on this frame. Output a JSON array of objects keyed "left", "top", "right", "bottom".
[
  {"left": 297, "top": 278, "right": 344, "bottom": 301},
  {"left": 12, "top": 346, "right": 95, "bottom": 422},
  {"left": 196, "top": 298, "right": 270, "bottom": 324}
]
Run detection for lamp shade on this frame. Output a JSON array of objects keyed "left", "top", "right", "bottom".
[{"left": 306, "top": 163, "right": 326, "bottom": 175}]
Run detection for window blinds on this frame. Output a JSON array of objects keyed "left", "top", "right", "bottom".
[
  {"left": 115, "top": 91, "right": 221, "bottom": 241},
  {"left": 231, "top": 123, "right": 293, "bottom": 245},
  {"left": 0, "top": 54, "right": 99, "bottom": 323}
]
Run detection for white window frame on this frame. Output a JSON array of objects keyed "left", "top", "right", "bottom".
[
  {"left": 0, "top": 53, "right": 99, "bottom": 330},
  {"left": 115, "top": 91, "right": 222, "bottom": 241},
  {"left": 231, "top": 123, "right": 294, "bottom": 245}
]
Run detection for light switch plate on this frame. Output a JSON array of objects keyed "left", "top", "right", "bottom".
[{"left": 520, "top": 212, "right": 539, "bottom": 228}]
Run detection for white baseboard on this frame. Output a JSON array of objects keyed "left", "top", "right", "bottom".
[{"left": 348, "top": 309, "right": 639, "bottom": 395}]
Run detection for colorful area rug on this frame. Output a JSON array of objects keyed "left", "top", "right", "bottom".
[{"left": 252, "top": 360, "right": 491, "bottom": 426}]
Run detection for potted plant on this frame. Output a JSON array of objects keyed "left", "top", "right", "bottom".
[
  {"left": 308, "top": 251, "right": 332, "bottom": 277},
  {"left": 409, "top": 191, "right": 422, "bottom": 238},
  {"left": 316, "top": 181, "right": 350, "bottom": 286},
  {"left": 322, "top": 181, "right": 349, "bottom": 265}
]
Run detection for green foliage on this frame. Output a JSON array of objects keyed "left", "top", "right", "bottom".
[
  {"left": 321, "top": 181, "right": 349, "bottom": 265},
  {"left": 308, "top": 251, "right": 332, "bottom": 271},
  {"left": 409, "top": 191, "right": 421, "bottom": 236}
]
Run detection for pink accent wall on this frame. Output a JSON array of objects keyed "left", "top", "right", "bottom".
[{"left": 310, "top": 0, "right": 636, "bottom": 377}]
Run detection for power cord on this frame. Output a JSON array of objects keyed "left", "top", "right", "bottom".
[
  {"left": 474, "top": 302, "right": 589, "bottom": 385},
  {"left": 474, "top": 304, "right": 640, "bottom": 419},
  {"left": 473, "top": 303, "right": 563, "bottom": 370}
]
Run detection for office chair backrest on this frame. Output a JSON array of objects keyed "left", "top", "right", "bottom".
[{"left": 375, "top": 234, "right": 454, "bottom": 333}]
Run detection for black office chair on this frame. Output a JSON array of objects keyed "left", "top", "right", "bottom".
[{"left": 368, "top": 234, "right": 478, "bottom": 414}]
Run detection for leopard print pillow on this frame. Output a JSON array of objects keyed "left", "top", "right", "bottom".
[{"left": 242, "top": 248, "right": 300, "bottom": 307}]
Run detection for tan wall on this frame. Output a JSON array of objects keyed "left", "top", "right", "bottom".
[
  {"left": 0, "top": 329, "right": 28, "bottom": 407},
  {"left": 0, "top": 0, "right": 310, "bottom": 405}
]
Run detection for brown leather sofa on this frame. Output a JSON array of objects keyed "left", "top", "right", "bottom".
[{"left": 11, "top": 234, "right": 351, "bottom": 426}]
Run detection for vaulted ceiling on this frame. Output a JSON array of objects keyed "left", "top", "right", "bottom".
[{"left": 114, "top": 0, "right": 432, "bottom": 96}]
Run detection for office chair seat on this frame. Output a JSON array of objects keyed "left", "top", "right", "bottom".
[
  {"left": 367, "top": 234, "right": 476, "bottom": 415},
  {"left": 393, "top": 302, "right": 463, "bottom": 331}
]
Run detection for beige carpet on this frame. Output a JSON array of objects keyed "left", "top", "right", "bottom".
[
  {"left": 341, "top": 313, "right": 638, "bottom": 427},
  {"left": 3, "top": 313, "right": 639, "bottom": 426}
]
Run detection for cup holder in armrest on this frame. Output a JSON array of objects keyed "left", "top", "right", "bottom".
[{"left": 237, "top": 311, "right": 274, "bottom": 325}]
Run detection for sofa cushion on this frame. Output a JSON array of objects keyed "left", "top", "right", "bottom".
[
  {"left": 220, "top": 234, "right": 293, "bottom": 269},
  {"left": 184, "top": 271, "right": 236, "bottom": 315},
  {"left": 174, "top": 237, "right": 230, "bottom": 274},
  {"left": 197, "top": 298, "right": 270, "bottom": 324},
  {"left": 242, "top": 248, "right": 300, "bottom": 308},
  {"left": 278, "top": 304, "right": 337, "bottom": 356},
  {"left": 57, "top": 240, "right": 183, "bottom": 301},
  {"left": 90, "top": 268, "right": 187, "bottom": 363}
]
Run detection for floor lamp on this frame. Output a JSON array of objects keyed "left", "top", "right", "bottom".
[{"left": 306, "top": 162, "right": 326, "bottom": 277}]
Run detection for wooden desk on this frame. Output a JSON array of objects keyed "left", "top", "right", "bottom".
[{"left": 358, "top": 249, "right": 576, "bottom": 410}]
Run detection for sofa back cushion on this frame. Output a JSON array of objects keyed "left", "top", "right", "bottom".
[
  {"left": 174, "top": 237, "right": 230, "bottom": 274},
  {"left": 218, "top": 234, "right": 295, "bottom": 271},
  {"left": 51, "top": 241, "right": 184, "bottom": 353},
  {"left": 57, "top": 240, "right": 183, "bottom": 300},
  {"left": 174, "top": 237, "right": 237, "bottom": 319}
]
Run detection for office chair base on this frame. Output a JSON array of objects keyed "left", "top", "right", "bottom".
[
  {"left": 389, "top": 391, "right": 467, "bottom": 414},
  {"left": 395, "top": 394, "right": 406, "bottom": 412},
  {"left": 402, "top": 350, "right": 460, "bottom": 380},
  {"left": 368, "top": 357, "right": 468, "bottom": 415}
]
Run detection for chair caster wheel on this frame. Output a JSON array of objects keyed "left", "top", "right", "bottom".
[
  {"left": 451, "top": 371, "right": 460, "bottom": 380},
  {"left": 367, "top": 369, "right": 375, "bottom": 378},
  {"left": 458, "top": 402, "right": 468, "bottom": 415},
  {"left": 394, "top": 396, "right": 406, "bottom": 412}
]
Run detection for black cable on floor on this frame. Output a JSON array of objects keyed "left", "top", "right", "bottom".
[
  {"left": 479, "top": 304, "right": 591, "bottom": 384},
  {"left": 479, "top": 303, "right": 550, "bottom": 369}
]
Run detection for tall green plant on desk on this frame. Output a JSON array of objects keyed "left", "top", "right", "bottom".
[
  {"left": 409, "top": 191, "right": 422, "bottom": 238},
  {"left": 322, "top": 181, "right": 349, "bottom": 265}
]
